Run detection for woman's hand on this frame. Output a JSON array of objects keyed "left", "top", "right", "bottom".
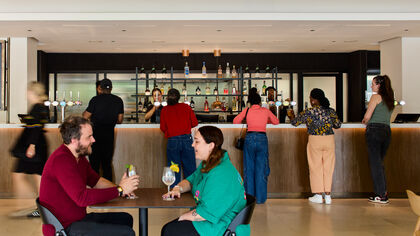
[
  {"left": 162, "top": 187, "right": 181, "bottom": 199},
  {"left": 26, "top": 144, "right": 36, "bottom": 158}
]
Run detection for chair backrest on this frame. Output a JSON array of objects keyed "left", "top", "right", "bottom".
[
  {"left": 407, "top": 190, "right": 420, "bottom": 217},
  {"left": 223, "top": 194, "right": 256, "bottom": 236},
  {"left": 36, "top": 198, "right": 68, "bottom": 236}
]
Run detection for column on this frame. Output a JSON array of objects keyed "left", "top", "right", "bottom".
[
  {"left": 380, "top": 37, "right": 420, "bottom": 118},
  {"left": 9, "top": 37, "right": 38, "bottom": 123}
]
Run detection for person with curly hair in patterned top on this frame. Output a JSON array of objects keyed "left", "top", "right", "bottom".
[{"left": 288, "top": 88, "right": 341, "bottom": 205}]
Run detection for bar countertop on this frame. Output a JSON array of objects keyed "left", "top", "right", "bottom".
[{"left": 0, "top": 123, "right": 419, "bottom": 128}]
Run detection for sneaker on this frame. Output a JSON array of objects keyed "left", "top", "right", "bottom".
[
  {"left": 368, "top": 195, "right": 389, "bottom": 204},
  {"left": 308, "top": 194, "right": 323, "bottom": 204},
  {"left": 8, "top": 207, "right": 37, "bottom": 218},
  {"left": 27, "top": 209, "right": 40, "bottom": 217},
  {"left": 324, "top": 194, "right": 332, "bottom": 205}
]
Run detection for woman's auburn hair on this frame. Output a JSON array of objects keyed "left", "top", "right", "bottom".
[
  {"left": 374, "top": 75, "right": 395, "bottom": 110},
  {"left": 198, "top": 126, "right": 225, "bottom": 173}
]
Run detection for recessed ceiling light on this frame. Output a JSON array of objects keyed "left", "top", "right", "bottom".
[
  {"left": 404, "top": 29, "right": 409, "bottom": 32},
  {"left": 122, "top": 29, "right": 127, "bottom": 32},
  {"left": 216, "top": 29, "right": 222, "bottom": 32},
  {"left": 332, "top": 41, "right": 336, "bottom": 43},
  {"left": 310, "top": 29, "right": 315, "bottom": 32},
  {"left": 27, "top": 29, "right": 32, "bottom": 32},
  {"left": 111, "top": 41, "right": 116, "bottom": 43},
  {"left": 242, "top": 41, "right": 246, "bottom": 43},
  {"left": 201, "top": 40, "right": 205, "bottom": 43}
]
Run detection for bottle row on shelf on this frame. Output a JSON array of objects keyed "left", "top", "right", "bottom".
[
  {"left": 132, "top": 80, "right": 275, "bottom": 97},
  {"left": 135, "top": 63, "right": 276, "bottom": 80}
]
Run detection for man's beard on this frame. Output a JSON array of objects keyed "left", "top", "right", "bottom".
[{"left": 76, "top": 143, "right": 91, "bottom": 156}]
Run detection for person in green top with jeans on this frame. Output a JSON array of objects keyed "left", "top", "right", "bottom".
[
  {"left": 362, "top": 75, "right": 395, "bottom": 204},
  {"left": 161, "top": 126, "right": 250, "bottom": 236}
]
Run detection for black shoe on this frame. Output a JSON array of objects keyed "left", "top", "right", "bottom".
[
  {"left": 368, "top": 195, "right": 389, "bottom": 204},
  {"left": 27, "top": 209, "right": 40, "bottom": 217}
]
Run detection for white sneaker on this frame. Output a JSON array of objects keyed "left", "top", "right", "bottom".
[
  {"left": 308, "top": 194, "right": 323, "bottom": 204},
  {"left": 324, "top": 195, "right": 332, "bottom": 204}
]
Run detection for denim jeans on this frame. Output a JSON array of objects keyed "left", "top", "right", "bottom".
[
  {"left": 365, "top": 123, "right": 391, "bottom": 196},
  {"left": 243, "top": 132, "right": 270, "bottom": 204},
  {"left": 167, "top": 134, "right": 196, "bottom": 186}
]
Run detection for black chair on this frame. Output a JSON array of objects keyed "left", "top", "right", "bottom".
[
  {"left": 223, "top": 194, "right": 256, "bottom": 236},
  {"left": 36, "top": 198, "right": 68, "bottom": 236}
]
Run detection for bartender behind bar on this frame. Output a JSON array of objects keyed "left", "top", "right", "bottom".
[
  {"left": 83, "top": 79, "right": 124, "bottom": 182},
  {"left": 266, "top": 87, "right": 288, "bottom": 123}
]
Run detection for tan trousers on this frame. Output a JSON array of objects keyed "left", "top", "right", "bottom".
[{"left": 307, "top": 135, "right": 336, "bottom": 193}]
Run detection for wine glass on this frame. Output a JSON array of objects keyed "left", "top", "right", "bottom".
[
  {"left": 126, "top": 165, "right": 138, "bottom": 199},
  {"left": 162, "top": 167, "right": 176, "bottom": 201}
]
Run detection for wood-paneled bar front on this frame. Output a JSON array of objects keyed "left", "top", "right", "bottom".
[{"left": 0, "top": 124, "right": 419, "bottom": 198}]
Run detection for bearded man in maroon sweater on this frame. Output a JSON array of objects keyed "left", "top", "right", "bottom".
[{"left": 39, "top": 116, "right": 139, "bottom": 236}]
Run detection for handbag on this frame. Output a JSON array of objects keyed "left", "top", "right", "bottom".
[
  {"left": 234, "top": 108, "right": 249, "bottom": 150},
  {"left": 11, "top": 130, "right": 29, "bottom": 159}
]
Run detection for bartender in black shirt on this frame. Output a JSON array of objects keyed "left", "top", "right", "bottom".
[
  {"left": 83, "top": 78, "right": 124, "bottom": 182},
  {"left": 145, "top": 88, "right": 163, "bottom": 123}
]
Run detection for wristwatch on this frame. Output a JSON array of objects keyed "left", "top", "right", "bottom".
[{"left": 117, "top": 186, "right": 124, "bottom": 197}]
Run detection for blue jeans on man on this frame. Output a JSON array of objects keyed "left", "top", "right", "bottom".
[
  {"left": 243, "top": 132, "right": 270, "bottom": 204},
  {"left": 166, "top": 134, "right": 196, "bottom": 187}
]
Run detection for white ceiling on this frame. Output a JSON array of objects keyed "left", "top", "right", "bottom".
[
  {"left": 1, "top": 20, "right": 420, "bottom": 53},
  {"left": 1, "top": 0, "right": 420, "bottom": 53}
]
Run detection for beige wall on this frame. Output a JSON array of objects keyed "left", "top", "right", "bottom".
[
  {"left": 381, "top": 37, "right": 420, "bottom": 117},
  {"left": 9, "top": 37, "right": 38, "bottom": 123}
]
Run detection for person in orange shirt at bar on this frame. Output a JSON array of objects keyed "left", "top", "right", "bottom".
[
  {"left": 233, "top": 88, "right": 279, "bottom": 204},
  {"left": 160, "top": 88, "right": 198, "bottom": 186}
]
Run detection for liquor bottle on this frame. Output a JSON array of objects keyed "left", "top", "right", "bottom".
[
  {"left": 265, "top": 65, "right": 271, "bottom": 78},
  {"left": 244, "top": 65, "right": 250, "bottom": 79},
  {"left": 217, "top": 65, "right": 223, "bottom": 78},
  {"left": 262, "top": 81, "right": 267, "bottom": 95},
  {"left": 232, "top": 84, "right": 237, "bottom": 95},
  {"left": 232, "top": 97, "right": 237, "bottom": 111},
  {"left": 255, "top": 65, "right": 260, "bottom": 78},
  {"left": 243, "top": 81, "right": 248, "bottom": 95},
  {"left": 213, "top": 86, "right": 219, "bottom": 95},
  {"left": 305, "top": 101, "right": 308, "bottom": 109},
  {"left": 204, "top": 97, "right": 209, "bottom": 112},
  {"left": 225, "top": 62, "right": 231, "bottom": 79},
  {"left": 196, "top": 86, "right": 201, "bottom": 95},
  {"left": 223, "top": 83, "right": 229, "bottom": 95},
  {"left": 190, "top": 97, "right": 195, "bottom": 110},
  {"left": 140, "top": 66, "right": 146, "bottom": 79},
  {"left": 150, "top": 65, "right": 157, "bottom": 79},
  {"left": 184, "top": 61, "right": 190, "bottom": 78},
  {"left": 212, "top": 96, "right": 222, "bottom": 110},
  {"left": 162, "top": 65, "right": 167, "bottom": 79},
  {"left": 221, "top": 97, "right": 227, "bottom": 111},
  {"left": 202, "top": 62, "right": 207, "bottom": 78},
  {"left": 232, "top": 65, "right": 238, "bottom": 78},
  {"left": 145, "top": 87, "right": 151, "bottom": 96},
  {"left": 160, "top": 84, "right": 165, "bottom": 95},
  {"left": 167, "top": 86, "right": 171, "bottom": 93},
  {"left": 205, "top": 83, "right": 211, "bottom": 95}
]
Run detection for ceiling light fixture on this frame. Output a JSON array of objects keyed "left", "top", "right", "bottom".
[
  {"left": 27, "top": 29, "right": 32, "bottom": 32},
  {"left": 201, "top": 41, "right": 205, "bottom": 43},
  {"left": 310, "top": 29, "right": 315, "bottom": 32},
  {"left": 122, "top": 29, "right": 127, "bottom": 32},
  {"left": 216, "top": 29, "right": 222, "bottom": 32}
]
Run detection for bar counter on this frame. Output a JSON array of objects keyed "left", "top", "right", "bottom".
[{"left": 1, "top": 123, "right": 419, "bottom": 198}]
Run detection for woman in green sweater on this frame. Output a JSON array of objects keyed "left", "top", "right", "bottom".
[{"left": 161, "top": 126, "right": 250, "bottom": 236}]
